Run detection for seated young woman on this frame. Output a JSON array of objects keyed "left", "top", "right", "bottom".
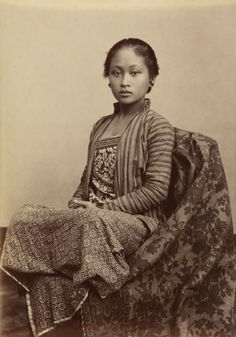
[{"left": 1, "top": 38, "right": 175, "bottom": 337}]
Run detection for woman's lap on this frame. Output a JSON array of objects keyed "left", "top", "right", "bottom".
[
  {"left": 3, "top": 204, "right": 148, "bottom": 289},
  {"left": 10, "top": 204, "right": 148, "bottom": 258},
  {"left": 0, "top": 204, "right": 150, "bottom": 336},
  {"left": 95, "top": 208, "right": 148, "bottom": 256}
]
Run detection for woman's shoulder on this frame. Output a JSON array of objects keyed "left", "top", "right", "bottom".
[
  {"left": 146, "top": 108, "right": 174, "bottom": 131},
  {"left": 92, "top": 114, "right": 113, "bottom": 130}
]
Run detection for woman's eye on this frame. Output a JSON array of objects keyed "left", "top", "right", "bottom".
[
  {"left": 111, "top": 71, "right": 121, "bottom": 77},
  {"left": 131, "top": 71, "right": 141, "bottom": 76}
]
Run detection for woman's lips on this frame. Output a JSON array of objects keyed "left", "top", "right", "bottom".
[{"left": 119, "top": 91, "right": 132, "bottom": 96}]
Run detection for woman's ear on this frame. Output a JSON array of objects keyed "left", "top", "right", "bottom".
[
  {"left": 147, "top": 78, "right": 155, "bottom": 93},
  {"left": 149, "top": 78, "right": 156, "bottom": 87}
]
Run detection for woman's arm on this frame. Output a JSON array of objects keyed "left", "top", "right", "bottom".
[
  {"left": 72, "top": 165, "right": 87, "bottom": 199},
  {"left": 68, "top": 165, "right": 98, "bottom": 209},
  {"left": 68, "top": 114, "right": 113, "bottom": 209},
  {"left": 68, "top": 169, "right": 99, "bottom": 209},
  {"left": 68, "top": 166, "right": 87, "bottom": 208},
  {"left": 101, "top": 119, "right": 175, "bottom": 214}
]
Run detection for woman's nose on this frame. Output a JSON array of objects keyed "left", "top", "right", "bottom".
[{"left": 121, "top": 73, "right": 130, "bottom": 86}]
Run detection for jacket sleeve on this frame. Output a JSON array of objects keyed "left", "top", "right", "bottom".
[
  {"left": 70, "top": 115, "right": 111, "bottom": 201},
  {"left": 72, "top": 165, "right": 87, "bottom": 200},
  {"left": 101, "top": 119, "right": 175, "bottom": 214}
]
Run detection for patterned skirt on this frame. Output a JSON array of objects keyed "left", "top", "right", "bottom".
[{"left": 1, "top": 204, "right": 147, "bottom": 336}]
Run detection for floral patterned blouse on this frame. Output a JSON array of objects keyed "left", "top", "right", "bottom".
[{"left": 88, "top": 136, "right": 120, "bottom": 207}]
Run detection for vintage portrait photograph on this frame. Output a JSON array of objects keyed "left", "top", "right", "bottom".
[{"left": 0, "top": 0, "right": 236, "bottom": 336}]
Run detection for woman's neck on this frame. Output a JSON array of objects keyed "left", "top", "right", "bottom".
[{"left": 116, "top": 98, "right": 146, "bottom": 119}]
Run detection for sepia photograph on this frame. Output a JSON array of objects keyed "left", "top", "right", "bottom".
[{"left": 0, "top": 0, "right": 236, "bottom": 336}]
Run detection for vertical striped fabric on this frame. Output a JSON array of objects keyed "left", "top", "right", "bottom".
[{"left": 72, "top": 99, "right": 175, "bottom": 232}]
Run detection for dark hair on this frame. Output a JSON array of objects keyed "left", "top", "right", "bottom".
[{"left": 103, "top": 38, "right": 160, "bottom": 80}]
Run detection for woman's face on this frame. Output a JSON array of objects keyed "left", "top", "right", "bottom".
[{"left": 108, "top": 47, "right": 151, "bottom": 105}]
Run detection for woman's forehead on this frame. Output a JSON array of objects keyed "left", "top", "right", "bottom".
[{"left": 110, "top": 47, "right": 147, "bottom": 67}]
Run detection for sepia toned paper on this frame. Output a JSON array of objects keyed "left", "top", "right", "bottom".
[{"left": 0, "top": 1, "right": 235, "bottom": 336}]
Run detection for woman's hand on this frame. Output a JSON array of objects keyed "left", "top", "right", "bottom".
[{"left": 68, "top": 198, "right": 97, "bottom": 209}]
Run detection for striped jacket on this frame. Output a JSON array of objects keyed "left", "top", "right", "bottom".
[{"left": 73, "top": 99, "right": 175, "bottom": 233}]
